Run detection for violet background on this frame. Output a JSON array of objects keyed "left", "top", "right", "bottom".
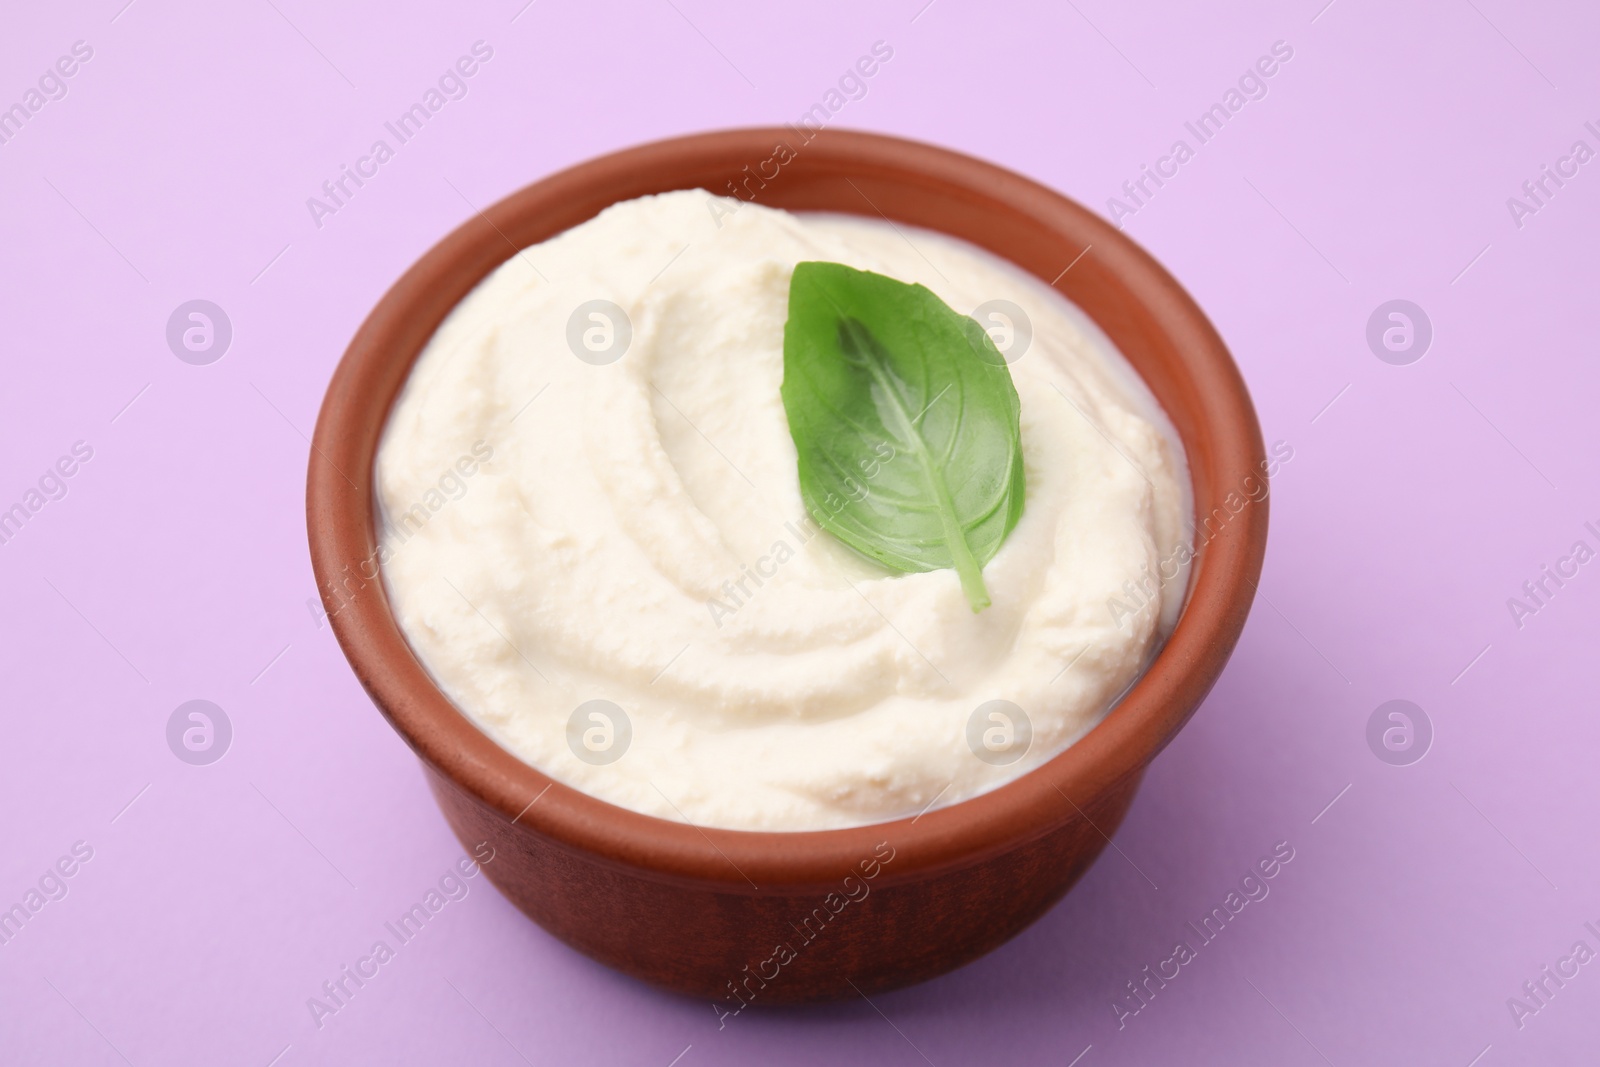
[{"left": 2, "top": 0, "right": 1597, "bottom": 1063}]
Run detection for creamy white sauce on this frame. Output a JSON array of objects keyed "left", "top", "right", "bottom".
[{"left": 375, "top": 190, "right": 1191, "bottom": 831}]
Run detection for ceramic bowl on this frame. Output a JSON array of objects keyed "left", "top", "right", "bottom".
[{"left": 306, "top": 127, "right": 1268, "bottom": 1005}]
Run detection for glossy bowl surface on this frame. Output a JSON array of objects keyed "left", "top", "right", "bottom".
[{"left": 307, "top": 127, "right": 1268, "bottom": 1004}]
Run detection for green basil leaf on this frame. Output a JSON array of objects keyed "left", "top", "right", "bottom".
[{"left": 780, "top": 261, "right": 1025, "bottom": 612}]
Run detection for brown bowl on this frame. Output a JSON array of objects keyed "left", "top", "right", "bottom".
[{"left": 307, "top": 128, "right": 1267, "bottom": 1005}]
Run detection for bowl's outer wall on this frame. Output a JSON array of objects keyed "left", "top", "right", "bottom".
[
  {"left": 307, "top": 128, "right": 1269, "bottom": 1002},
  {"left": 428, "top": 764, "right": 1145, "bottom": 1003}
]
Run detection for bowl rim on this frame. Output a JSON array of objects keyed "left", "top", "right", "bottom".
[{"left": 307, "top": 126, "right": 1267, "bottom": 891}]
